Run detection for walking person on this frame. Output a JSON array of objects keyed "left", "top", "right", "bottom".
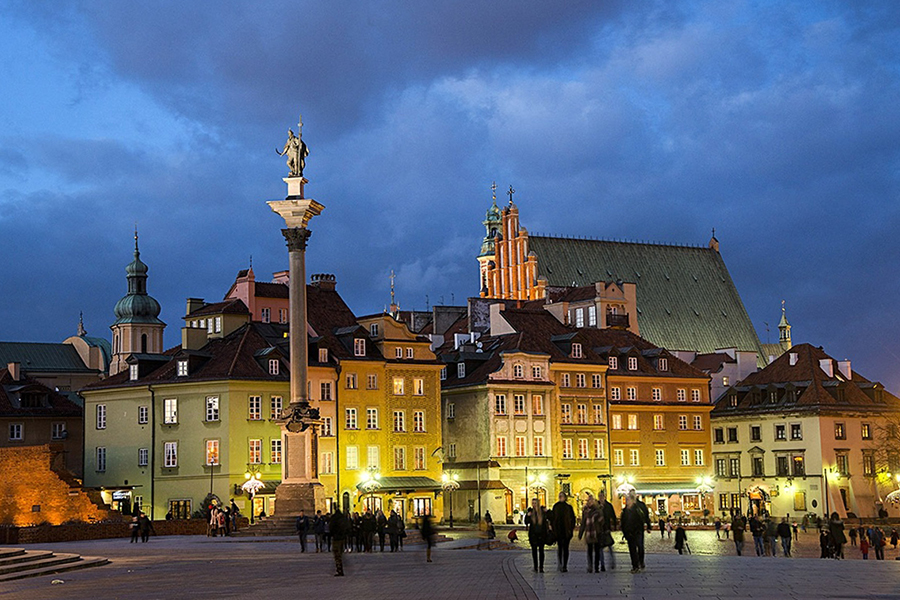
[
  {"left": 138, "top": 512, "right": 154, "bottom": 542},
  {"left": 621, "top": 490, "right": 650, "bottom": 572},
  {"left": 376, "top": 509, "right": 387, "bottom": 552},
  {"left": 398, "top": 515, "right": 406, "bottom": 551},
  {"left": 526, "top": 500, "right": 549, "bottom": 573},
  {"left": 296, "top": 510, "right": 310, "bottom": 553},
  {"left": 421, "top": 511, "right": 436, "bottom": 563},
  {"left": 674, "top": 524, "right": 690, "bottom": 555},
  {"left": 550, "top": 492, "right": 576, "bottom": 572},
  {"left": 362, "top": 509, "right": 376, "bottom": 552},
  {"left": 598, "top": 490, "right": 617, "bottom": 570},
  {"left": 129, "top": 515, "right": 140, "bottom": 543},
  {"left": 777, "top": 517, "right": 792, "bottom": 557},
  {"left": 819, "top": 528, "right": 831, "bottom": 558},
  {"left": 860, "top": 535, "right": 870, "bottom": 560},
  {"left": 731, "top": 514, "right": 745, "bottom": 556},
  {"left": 323, "top": 512, "right": 332, "bottom": 551},
  {"left": 828, "top": 512, "right": 846, "bottom": 559},
  {"left": 313, "top": 510, "right": 326, "bottom": 552},
  {"left": 387, "top": 510, "right": 401, "bottom": 552},
  {"left": 873, "top": 527, "right": 886, "bottom": 560},
  {"left": 848, "top": 526, "right": 858, "bottom": 547},
  {"left": 750, "top": 515, "right": 764, "bottom": 556},
  {"left": 715, "top": 517, "right": 722, "bottom": 539},
  {"left": 765, "top": 518, "right": 778, "bottom": 557},
  {"left": 578, "top": 495, "right": 603, "bottom": 572},
  {"left": 891, "top": 528, "right": 898, "bottom": 550},
  {"left": 330, "top": 509, "right": 348, "bottom": 576}
]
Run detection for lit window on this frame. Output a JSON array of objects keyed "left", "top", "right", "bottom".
[
  {"left": 790, "top": 423, "right": 802, "bottom": 440},
  {"left": 495, "top": 394, "right": 507, "bottom": 415},
  {"left": 214, "top": 317, "right": 221, "bottom": 333},
  {"left": 206, "top": 396, "right": 219, "bottom": 422},
  {"left": 593, "top": 439, "right": 605, "bottom": 459},
  {"left": 248, "top": 439, "right": 261, "bottom": 464},
  {"left": 394, "top": 446, "right": 407, "bottom": 470},
  {"left": 627, "top": 414, "right": 638, "bottom": 430},
  {"left": 575, "top": 308, "right": 584, "bottom": 327},
  {"left": 834, "top": 422, "right": 846, "bottom": 440},
  {"left": 345, "top": 408, "right": 358, "bottom": 430},
  {"left": 393, "top": 410, "right": 405, "bottom": 432},
  {"left": 414, "top": 378, "right": 425, "bottom": 395},
  {"left": 96, "top": 404, "right": 107, "bottom": 429},
  {"left": 206, "top": 440, "right": 220, "bottom": 465},
  {"left": 611, "top": 414, "right": 623, "bottom": 430},
  {"left": 413, "top": 411, "right": 425, "bottom": 433},
  {"left": 354, "top": 339, "right": 366, "bottom": 357},
  {"left": 576, "top": 404, "right": 587, "bottom": 424},
  {"left": 367, "top": 446, "right": 379, "bottom": 469},
  {"left": 655, "top": 449, "right": 665, "bottom": 466},
  {"left": 321, "top": 417, "right": 333, "bottom": 437},
  {"left": 533, "top": 395, "right": 544, "bottom": 415},
  {"left": 534, "top": 436, "right": 544, "bottom": 456},
  {"left": 630, "top": 449, "right": 640, "bottom": 466},
  {"left": 270, "top": 396, "right": 283, "bottom": 420},
  {"left": 562, "top": 439, "right": 573, "bottom": 459},
  {"left": 269, "top": 359, "right": 280, "bottom": 375},
  {"left": 366, "top": 408, "right": 379, "bottom": 430},
  {"left": 96, "top": 446, "right": 107, "bottom": 472},
  {"left": 514, "top": 394, "right": 526, "bottom": 415},
  {"left": 561, "top": 404, "right": 571, "bottom": 424},
  {"left": 177, "top": 360, "right": 188, "bottom": 377},
  {"left": 414, "top": 447, "right": 426, "bottom": 470},
  {"left": 321, "top": 452, "right": 334, "bottom": 474},
  {"left": 163, "top": 442, "right": 177, "bottom": 468},
  {"left": 654, "top": 414, "right": 664, "bottom": 430},
  {"left": 862, "top": 423, "right": 872, "bottom": 440},
  {"left": 346, "top": 446, "right": 358, "bottom": 470},
  {"left": 694, "top": 449, "right": 704, "bottom": 466},
  {"left": 248, "top": 396, "right": 261, "bottom": 420},
  {"left": 516, "top": 436, "right": 527, "bottom": 457},
  {"left": 578, "top": 439, "right": 589, "bottom": 459},
  {"left": 588, "top": 306, "right": 597, "bottom": 326},
  {"left": 496, "top": 437, "right": 507, "bottom": 457},
  {"left": 614, "top": 448, "right": 624, "bottom": 466},
  {"left": 164, "top": 398, "right": 177, "bottom": 424}
]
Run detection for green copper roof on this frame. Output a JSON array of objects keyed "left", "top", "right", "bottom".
[
  {"left": 0, "top": 342, "right": 99, "bottom": 373},
  {"left": 112, "top": 233, "right": 164, "bottom": 326},
  {"left": 529, "top": 236, "right": 765, "bottom": 363}
]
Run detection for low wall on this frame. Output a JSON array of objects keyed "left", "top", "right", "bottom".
[{"left": 0, "top": 517, "right": 250, "bottom": 544}]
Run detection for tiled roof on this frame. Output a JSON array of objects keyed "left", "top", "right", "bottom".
[
  {"left": 0, "top": 369, "right": 83, "bottom": 417},
  {"left": 0, "top": 342, "right": 98, "bottom": 374},
  {"left": 528, "top": 236, "right": 765, "bottom": 361},
  {"left": 692, "top": 352, "right": 736, "bottom": 373},
  {"left": 255, "top": 281, "right": 289, "bottom": 299},
  {"left": 185, "top": 298, "right": 250, "bottom": 318},
  {"left": 712, "top": 343, "right": 900, "bottom": 415}
]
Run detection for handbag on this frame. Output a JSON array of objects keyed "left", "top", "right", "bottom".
[
  {"left": 601, "top": 530, "right": 614, "bottom": 548},
  {"left": 546, "top": 524, "right": 557, "bottom": 546}
]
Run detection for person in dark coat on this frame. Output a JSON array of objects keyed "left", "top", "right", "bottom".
[
  {"left": 828, "top": 512, "right": 846, "bottom": 559},
  {"left": 777, "top": 517, "right": 792, "bottom": 557},
  {"left": 621, "top": 491, "right": 650, "bottom": 572},
  {"left": 129, "top": 515, "right": 140, "bottom": 543},
  {"left": 361, "top": 509, "right": 376, "bottom": 552},
  {"left": 313, "top": 510, "right": 326, "bottom": 552},
  {"left": 387, "top": 510, "right": 401, "bottom": 552},
  {"left": 578, "top": 495, "right": 604, "bottom": 572},
  {"left": 674, "top": 524, "right": 689, "bottom": 555},
  {"left": 420, "top": 512, "right": 436, "bottom": 563},
  {"left": 598, "top": 490, "right": 617, "bottom": 570},
  {"left": 525, "top": 499, "right": 550, "bottom": 572},
  {"left": 732, "top": 515, "right": 745, "bottom": 556},
  {"left": 329, "top": 510, "right": 349, "bottom": 576},
  {"left": 138, "top": 512, "right": 154, "bottom": 543},
  {"left": 550, "top": 492, "right": 576, "bottom": 572},
  {"left": 296, "top": 510, "right": 310, "bottom": 552},
  {"left": 376, "top": 509, "right": 388, "bottom": 551}
]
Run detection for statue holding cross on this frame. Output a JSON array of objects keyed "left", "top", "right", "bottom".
[{"left": 276, "top": 115, "right": 310, "bottom": 178}]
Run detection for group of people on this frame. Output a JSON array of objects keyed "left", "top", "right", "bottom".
[
  {"left": 525, "top": 490, "right": 652, "bottom": 574},
  {"left": 728, "top": 513, "right": 795, "bottom": 557},
  {"left": 206, "top": 500, "right": 240, "bottom": 537},
  {"left": 128, "top": 512, "right": 154, "bottom": 543},
  {"left": 839, "top": 519, "right": 896, "bottom": 560}
]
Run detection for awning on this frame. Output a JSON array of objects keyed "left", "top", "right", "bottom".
[
  {"left": 354, "top": 476, "right": 441, "bottom": 493},
  {"left": 456, "top": 480, "right": 508, "bottom": 491},
  {"left": 634, "top": 483, "right": 700, "bottom": 496}
]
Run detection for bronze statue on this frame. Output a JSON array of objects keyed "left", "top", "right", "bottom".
[{"left": 276, "top": 117, "right": 309, "bottom": 177}]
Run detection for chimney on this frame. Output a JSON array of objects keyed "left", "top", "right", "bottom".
[
  {"left": 310, "top": 273, "right": 336, "bottom": 291},
  {"left": 7, "top": 362, "right": 21, "bottom": 381},
  {"left": 789, "top": 352, "right": 798, "bottom": 366},
  {"left": 185, "top": 297, "right": 205, "bottom": 317},
  {"left": 272, "top": 270, "right": 289, "bottom": 284},
  {"left": 837, "top": 360, "right": 852, "bottom": 380},
  {"left": 819, "top": 358, "right": 834, "bottom": 378}
]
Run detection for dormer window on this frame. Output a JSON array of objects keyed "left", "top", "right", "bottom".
[
  {"left": 513, "top": 364, "right": 524, "bottom": 378},
  {"left": 406, "top": 347, "right": 414, "bottom": 359},
  {"left": 319, "top": 348, "right": 329, "bottom": 363},
  {"left": 130, "top": 364, "right": 139, "bottom": 381},
  {"left": 440, "top": 366, "right": 447, "bottom": 380},
  {"left": 532, "top": 366, "right": 542, "bottom": 379},
  {"left": 575, "top": 308, "right": 584, "bottom": 328},
  {"left": 261, "top": 308, "right": 271, "bottom": 323},
  {"left": 588, "top": 306, "right": 597, "bottom": 327},
  {"left": 729, "top": 396, "right": 738, "bottom": 408},
  {"left": 177, "top": 360, "right": 188, "bottom": 377},
  {"left": 395, "top": 347, "right": 403, "bottom": 359},
  {"left": 354, "top": 339, "right": 366, "bottom": 357},
  {"left": 628, "top": 356, "right": 638, "bottom": 371},
  {"left": 609, "top": 356, "right": 618, "bottom": 370},
  {"left": 370, "top": 323, "right": 379, "bottom": 337},
  {"left": 572, "top": 343, "right": 583, "bottom": 358},
  {"left": 269, "top": 359, "right": 280, "bottom": 376},
  {"left": 658, "top": 358, "right": 668, "bottom": 372},
  {"left": 457, "top": 362, "right": 466, "bottom": 378}
]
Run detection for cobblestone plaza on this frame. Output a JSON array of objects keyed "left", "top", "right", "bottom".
[{"left": 3, "top": 530, "right": 899, "bottom": 599}]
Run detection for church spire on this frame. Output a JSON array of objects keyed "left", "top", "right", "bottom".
[
  {"left": 778, "top": 300, "right": 792, "bottom": 350},
  {"left": 388, "top": 270, "right": 399, "bottom": 317}
]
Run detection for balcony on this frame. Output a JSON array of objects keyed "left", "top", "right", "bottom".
[{"left": 606, "top": 313, "right": 630, "bottom": 329}]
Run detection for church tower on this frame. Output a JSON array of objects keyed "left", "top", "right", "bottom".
[
  {"left": 778, "top": 300, "right": 792, "bottom": 351},
  {"left": 477, "top": 183, "right": 502, "bottom": 295},
  {"left": 109, "top": 231, "right": 166, "bottom": 375}
]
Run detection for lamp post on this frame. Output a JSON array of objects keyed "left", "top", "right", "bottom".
[
  {"left": 361, "top": 467, "right": 381, "bottom": 512},
  {"left": 696, "top": 476, "right": 713, "bottom": 524},
  {"left": 242, "top": 470, "right": 264, "bottom": 524},
  {"left": 441, "top": 472, "right": 460, "bottom": 528}
]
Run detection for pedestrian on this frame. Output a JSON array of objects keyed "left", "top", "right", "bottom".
[
  {"left": 792, "top": 521, "right": 799, "bottom": 542},
  {"left": 330, "top": 510, "right": 348, "bottom": 576},
  {"left": 724, "top": 520, "right": 730, "bottom": 539},
  {"left": 208, "top": 507, "right": 217, "bottom": 537},
  {"left": 361, "top": 509, "right": 376, "bottom": 552},
  {"left": 848, "top": 526, "right": 858, "bottom": 546},
  {"left": 715, "top": 518, "right": 722, "bottom": 539},
  {"left": 665, "top": 520, "right": 673, "bottom": 539},
  {"left": 507, "top": 528, "right": 519, "bottom": 543},
  {"left": 578, "top": 494, "right": 603, "bottom": 572},
  {"left": 217, "top": 509, "right": 227, "bottom": 537},
  {"left": 296, "top": 510, "right": 310, "bottom": 552},
  {"left": 750, "top": 515, "right": 764, "bottom": 556},
  {"left": 621, "top": 490, "right": 651, "bottom": 572},
  {"left": 387, "top": 510, "right": 401, "bottom": 552},
  {"left": 323, "top": 512, "right": 332, "bottom": 551},
  {"left": 398, "top": 515, "right": 406, "bottom": 551},
  {"left": 420, "top": 511, "right": 436, "bottom": 563},
  {"left": 658, "top": 518, "right": 666, "bottom": 539},
  {"left": 873, "top": 527, "right": 886, "bottom": 560},
  {"left": 598, "top": 490, "right": 617, "bottom": 570},
  {"left": 819, "top": 528, "right": 831, "bottom": 558},
  {"left": 351, "top": 512, "right": 362, "bottom": 553},
  {"left": 777, "top": 517, "right": 792, "bottom": 557},
  {"left": 766, "top": 518, "right": 778, "bottom": 557},
  {"left": 828, "top": 512, "right": 846, "bottom": 559},
  {"left": 891, "top": 528, "right": 898, "bottom": 550},
  {"left": 376, "top": 509, "right": 387, "bottom": 552},
  {"left": 138, "top": 511, "right": 154, "bottom": 542},
  {"left": 731, "top": 514, "right": 745, "bottom": 556},
  {"left": 550, "top": 492, "right": 576, "bottom": 572},
  {"left": 230, "top": 499, "right": 240, "bottom": 532},
  {"left": 674, "top": 525, "right": 690, "bottom": 555},
  {"left": 526, "top": 499, "right": 550, "bottom": 572},
  {"left": 313, "top": 510, "right": 326, "bottom": 552},
  {"left": 129, "top": 515, "right": 140, "bottom": 543},
  {"left": 860, "top": 535, "right": 869, "bottom": 560}
]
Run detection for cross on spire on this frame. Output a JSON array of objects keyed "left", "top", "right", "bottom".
[
  {"left": 507, "top": 185, "right": 515, "bottom": 205},
  {"left": 491, "top": 181, "right": 497, "bottom": 202},
  {"left": 390, "top": 269, "right": 396, "bottom": 305}
]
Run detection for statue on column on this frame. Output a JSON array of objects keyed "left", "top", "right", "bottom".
[{"left": 276, "top": 116, "right": 309, "bottom": 177}]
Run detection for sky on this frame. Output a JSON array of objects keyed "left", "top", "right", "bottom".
[{"left": 1, "top": 1, "right": 899, "bottom": 392}]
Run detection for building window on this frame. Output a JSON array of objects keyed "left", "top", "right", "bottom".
[
  {"left": 572, "top": 343, "right": 583, "bottom": 358},
  {"left": 792, "top": 454, "right": 805, "bottom": 476},
  {"left": 626, "top": 387, "right": 637, "bottom": 401},
  {"left": 654, "top": 414, "right": 665, "bottom": 430},
  {"left": 834, "top": 422, "right": 846, "bottom": 440},
  {"left": 562, "top": 439, "right": 573, "bottom": 459},
  {"left": 693, "top": 415, "right": 702, "bottom": 430},
  {"left": 651, "top": 388, "right": 662, "bottom": 401},
  {"left": 129, "top": 364, "right": 139, "bottom": 381},
  {"left": 321, "top": 417, "right": 333, "bottom": 437},
  {"left": 514, "top": 395, "right": 526, "bottom": 415},
  {"left": 592, "top": 374, "right": 602, "bottom": 388},
  {"left": 561, "top": 403, "right": 571, "bottom": 424},
  {"left": 532, "top": 365, "right": 542, "bottom": 379},
  {"left": 138, "top": 447, "right": 148, "bottom": 467},
  {"left": 496, "top": 436, "right": 507, "bottom": 457},
  {"left": 206, "top": 440, "right": 220, "bottom": 465},
  {"left": 593, "top": 439, "right": 605, "bottom": 459},
  {"left": 261, "top": 308, "right": 270, "bottom": 323},
  {"left": 750, "top": 425, "right": 761, "bottom": 442},
  {"left": 248, "top": 396, "right": 261, "bottom": 420},
  {"left": 366, "top": 408, "right": 379, "bottom": 430},
  {"left": 370, "top": 323, "right": 379, "bottom": 337},
  {"left": 677, "top": 389, "right": 686, "bottom": 402},
  {"left": 836, "top": 453, "right": 850, "bottom": 476},
  {"left": 51, "top": 422, "right": 66, "bottom": 440},
  {"left": 164, "top": 442, "right": 177, "bottom": 468},
  {"left": 495, "top": 394, "right": 507, "bottom": 415},
  {"left": 694, "top": 449, "right": 704, "bottom": 466},
  {"left": 96, "top": 404, "right": 107, "bottom": 429},
  {"left": 578, "top": 439, "right": 589, "bottom": 459},
  {"left": 267, "top": 359, "right": 279, "bottom": 375},
  {"left": 774, "top": 424, "right": 786, "bottom": 440},
  {"left": 727, "top": 427, "right": 738, "bottom": 443},
  {"left": 412, "top": 497, "right": 432, "bottom": 518},
  {"left": 790, "top": 423, "right": 802, "bottom": 440},
  {"left": 138, "top": 405, "right": 149, "bottom": 424},
  {"left": 440, "top": 366, "right": 447, "bottom": 381},
  {"left": 279, "top": 309, "right": 287, "bottom": 324},
  {"left": 516, "top": 436, "right": 527, "bottom": 457},
  {"left": 412, "top": 378, "right": 425, "bottom": 396},
  {"left": 343, "top": 373, "right": 358, "bottom": 391},
  {"left": 577, "top": 404, "right": 587, "bottom": 424},
  {"left": 576, "top": 373, "right": 586, "bottom": 387},
  {"left": 691, "top": 389, "right": 701, "bottom": 402},
  {"left": 863, "top": 453, "right": 876, "bottom": 477},
  {"left": 269, "top": 439, "right": 282, "bottom": 464},
  {"left": 367, "top": 374, "right": 378, "bottom": 389},
  {"left": 610, "top": 387, "right": 621, "bottom": 401},
  {"left": 614, "top": 449, "right": 624, "bottom": 466},
  {"left": 534, "top": 436, "right": 544, "bottom": 456},
  {"left": 562, "top": 373, "right": 571, "bottom": 387},
  {"left": 588, "top": 305, "right": 597, "bottom": 326},
  {"left": 448, "top": 443, "right": 457, "bottom": 459},
  {"left": 345, "top": 408, "right": 358, "bottom": 430},
  {"left": 627, "top": 414, "right": 638, "bottom": 430},
  {"left": 656, "top": 449, "right": 666, "bottom": 466},
  {"left": 346, "top": 446, "right": 359, "bottom": 470},
  {"left": 96, "top": 446, "right": 107, "bottom": 472},
  {"left": 513, "top": 364, "right": 524, "bottom": 378},
  {"left": 713, "top": 428, "right": 724, "bottom": 443},
  {"left": 177, "top": 360, "right": 189, "bottom": 377},
  {"left": 318, "top": 348, "right": 329, "bottom": 363},
  {"left": 249, "top": 439, "right": 262, "bottom": 464},
  {"left": 9, "top": 423, "right": 23, "bottom": 441},
  {"left": 729, "top": 458, "right": 740, "bottom": 478},
  {"left": 753, "top": 456, "right": 765, "bottom": 477},
  {"left": 862, "top": 423, "right": 872, "bottom": 440},
  {"left": 719, "top": 494, "right": 729, "bottom": 510},
  {"left": 414, "top": 446, "right": 426, "bottom": 470},
  {"left": 321, "top": 452, "right": 334, "bottom": 474},
  {"left": 447, "top": 402, "right": 455, "bottom": 420},
  {"left": 533, "top": 395, "right": 544, "bottom": 415},
  {"left": 395, "top": 347, "right": 403, "bottom": 359},
  {"left": 630, "top": 449, "right": 640, "bottom": 466},
  {"left": 393, "top": 410, "right": 405, "bottom": 432},
  {"left": 658, "top": 358, "right": 668, "bottom": 372},
  {"left": 776, "top": 455, "right": 789, "bottom": 476},
  {"left": 206, "top": 396, "right": 219, "bottom": 422},
  {"left": 611, "top": 414, "right": 623, "bottom": 430},
  {"left": 575, "top": 308, "right": 584, "bottom": 328},
  {"left": 609, "top": 356, "right": 618, "bottom": 370},
  {"left": 367, "top": 446, "right": 379, "bottom": 470},
  {"left": 321, "top": 382, "right": 333, "bottom": 401},
  {"left": 593, "top": 405, "right": 603, "bottom": 424},
  {"left": 715, "top": 458, "right": 727, "bottom": 477},
  {"left": 354, "top": 339, "right": 366, "bottom": 357},
  {"left": 457, "top": 363, "right": 466, "bottom": 378},
  {"left": 413, "top": 411, "right": 425, "bottom": 433},
  {"left": 164, "top": 399, "right": 177, "bottom": 424},
  {"left": 628, "top": 356, "right": 638, "bottom": 371},
  {"left": 406, "top": 347, "right": 414, "bottom": 359},
  {"left": 681, "top": 449, "right": 690, "bottom": 466},
  {"left": 270, "top": 396, "right": 283, "bottom": 420},
  {"left": 678, "top": 415, "right": 687, "bottom": 430}
]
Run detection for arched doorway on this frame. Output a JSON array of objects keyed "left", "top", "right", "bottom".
[{"left": 342, "top": 492, "right": 350, "bottom": 513}]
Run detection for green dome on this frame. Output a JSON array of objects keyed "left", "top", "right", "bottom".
[{"left": 112, "top": 235, "right": 164, "bottom": 326}]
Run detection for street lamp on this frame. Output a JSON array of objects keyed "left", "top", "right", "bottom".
[
  {"left": 242, "top": 471, "right": 264, "bottom": 524},
  {"left": 696, "top": 476, "right": 713, "bottom": 524},
  {"left": 441, "top": 472, "right": 460, "bottom": 528},
  {"left": 360, "top": 467, "right": 381, "bottom": 512}
]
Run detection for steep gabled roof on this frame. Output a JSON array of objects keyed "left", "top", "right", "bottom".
[
  {"left": 529, "top": 236, "right": 765, "bottom": 361},
  {"left": 0, "top": 342, "right": 99, "bottom": 374},
  {"left": 0, "top": 369, "right": 83, "bottom": 417},
  {"left": 185, "top": 298, "right": 250, "bottom": 318}
]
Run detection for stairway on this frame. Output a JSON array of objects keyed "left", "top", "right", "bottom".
[
  {"left": 0, "top": 547, "right": 108, "bottom": 582},
  {"left": 231, "top": 516, "right": 298, "bottom": 537}
]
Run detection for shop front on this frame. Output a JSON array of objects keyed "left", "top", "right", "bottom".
[
  {"left": 633, "top": 482, "right": 712, "bottom": 523},
  {"left": 354, "top": 476, "right": 442, "bottom": 522}
]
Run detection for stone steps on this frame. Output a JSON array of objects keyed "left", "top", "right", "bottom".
[{"left": 0, "top": 548, "right": 108, "bottom": 582}]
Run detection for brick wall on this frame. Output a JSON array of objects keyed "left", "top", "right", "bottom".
[{"left": 2, "top": 517, "right": 250, "bottom": 544}]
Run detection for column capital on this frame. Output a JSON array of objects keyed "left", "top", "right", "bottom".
[{"left": 281, "top": 227, "right": 312, "bottom": 252}]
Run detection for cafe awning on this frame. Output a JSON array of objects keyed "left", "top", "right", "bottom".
[
  {"left": 634, "top": 483, "right": 700, "bottom": 496},
  {"left": 355, "top": 476, "right": 441, "bottom": 493}
]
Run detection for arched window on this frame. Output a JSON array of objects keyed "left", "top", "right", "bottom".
[{"left": 141, "top": 333, "right": 148, "bottom": 353}]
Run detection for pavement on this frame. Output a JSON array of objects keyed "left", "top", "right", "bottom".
[{"left": 2, "top": 530, "right": 899, "bottom": 599}]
